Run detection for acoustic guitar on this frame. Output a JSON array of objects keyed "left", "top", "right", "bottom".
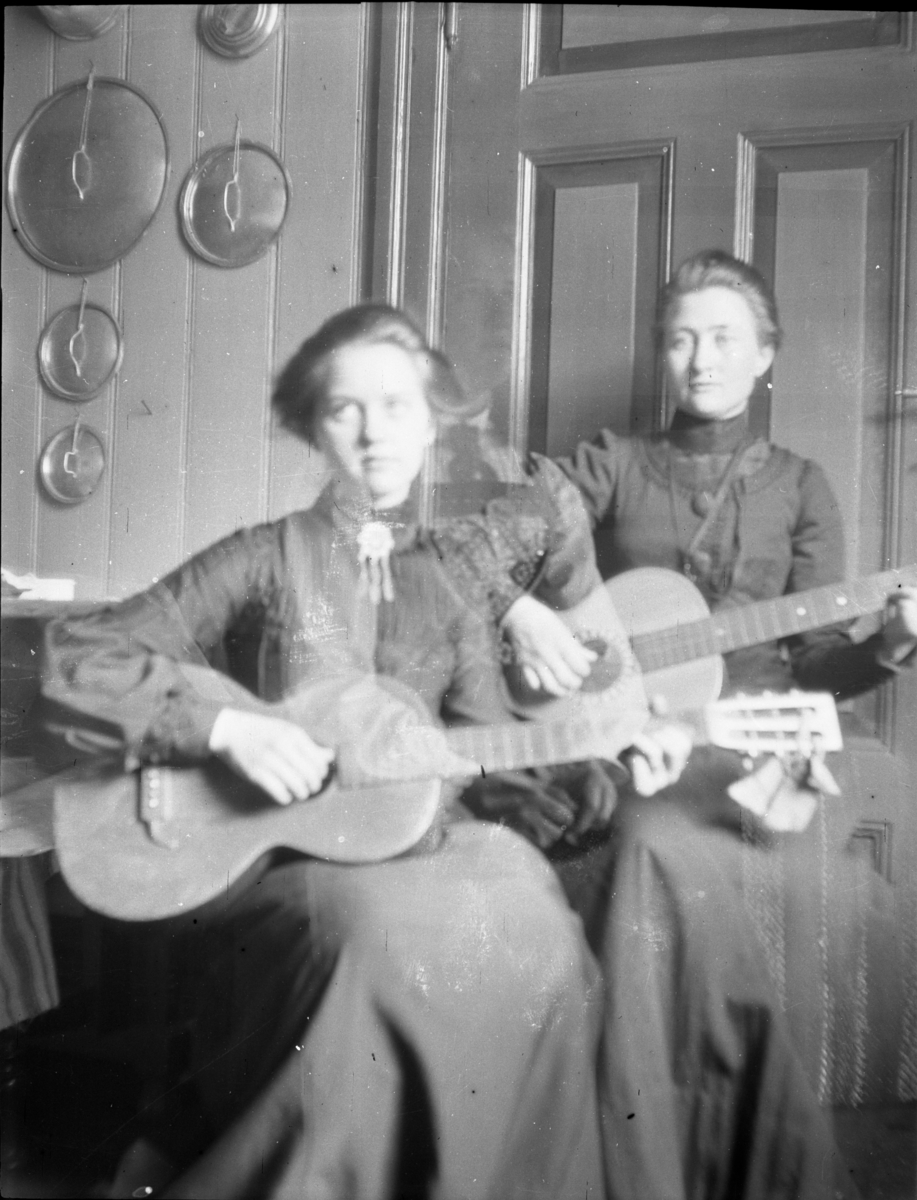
[
  {"left": 53, "top": 670, "right": 840, "bottom": 922},
  {"left": 510, "top": 564, "right": 917, "bottom": 718}
]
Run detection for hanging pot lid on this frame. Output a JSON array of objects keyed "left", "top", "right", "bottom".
[
  {"left": 180, "top": 134, "right": 290, "bottom": 268},
  {"left": 38, "top": 6, "right": 124, "bottom": 40},
  {"left": 38, "top": 291, "right": 123, "bottom": 401},
  {"left": 6, "top": 73, "right": 169, "bottom": 274},
  {"left": 198, "top": 4, "right": 282, "bottom": 58},
  {"left": 39, "top": 422, "right": 106, "bottom": 504}
]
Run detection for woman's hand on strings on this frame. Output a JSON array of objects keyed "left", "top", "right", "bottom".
[
  {"left": 209, "top": 708, "right": 335, "bottom": 806},
  {"left": 501, "top": 594, "right": 597, "bottom": 696}
]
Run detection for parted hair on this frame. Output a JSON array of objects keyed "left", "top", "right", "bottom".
[
  {"left": 657, "top": 250, "right": 783, "bottom": 350},
  {"left": 273, "top": 304, "right": 464, "bottom": 443}
]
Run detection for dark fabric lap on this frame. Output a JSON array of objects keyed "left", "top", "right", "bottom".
[
  {"left": 161, "top": 822, "right": 605, "bottom": 1200},
  {"left": 552, "top": 757, "right": 861, "bottom": 1200}
]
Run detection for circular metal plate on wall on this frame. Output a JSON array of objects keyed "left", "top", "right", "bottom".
[
  {"left": 38, "top": 6, "right": 124, "bottom": 40},
  {"left": 180, "top": 141, "right": 290, "bottom": 268},
  {"left": 6, "top": 77, "right": 169, "bottom": 274},
  {"left": 38, "top": 302, "right": 123, "bottom": 400},
  {"left": 40, "top": 424, "right": 106, "bottom": 504},
  {"left": 199, "top": 4, "right": 281, "bottom": 58}
]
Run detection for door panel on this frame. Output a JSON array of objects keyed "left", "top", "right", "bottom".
[
  {"left": 380, "top": 2, "right": 916, "bottom": 1103},
  {"left": 531, "top": 149, "right": 671, "bottom": 452}
]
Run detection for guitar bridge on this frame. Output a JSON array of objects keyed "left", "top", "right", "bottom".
[{"left": 139, "top": 766, "right": 179, "bottom": 850}]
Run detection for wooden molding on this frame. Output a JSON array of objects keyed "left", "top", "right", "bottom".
[
  {"left": 849, "top": 819, "right": 893, "bottom": 882},
  {"left": 509, "top": 151, "right": 537, "bottom": 455},
  {"left": 512, "top": 139, "right": 674, "bottom": 453},
  {"left": 424, "top": 0, "right": 453, "bottom": 348},
  {"left": 521, "top": 2, "right": 540, "bottom": 90},
  {"left": 387, "top": 2, "right": 414, "bottom": 308},
  {"left": 537, "top": 8, "right": 907, "bottom": 78}
]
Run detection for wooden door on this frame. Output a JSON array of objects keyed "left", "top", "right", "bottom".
[{"left": 373, "top": 4, "right": 917, "bottom": 1105}]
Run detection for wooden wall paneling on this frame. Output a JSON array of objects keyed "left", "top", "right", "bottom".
[
  {"left": 109, "top": 5, "right": 198, "bottom": 597},
  {"left": 440, "top": 4, "right": 526, "bottom": 431},
  {"left": 179, "top": 16, "right": 282, "bottom": 559},
  {"left": 268, "top": 3, "right": 366, "bottom": 522},
  {"left": 4, "top": 5, "right": 370, "bottom": 596},
  {"left": 1, "top": 8, "right": 54, "bottom": 575},
  {"left": 739, "top": 128, "right": 915, "bottom": 1102},
  {"left": 747, "top": 136, "right": 906, "bottom": 732},
  {"left": 35, "top": 15, "right": 127, "bottom": 596}
]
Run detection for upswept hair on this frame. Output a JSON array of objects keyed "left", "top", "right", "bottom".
[
  {"left": 657, "top": 250, "right": 783, "bottom": 350},
  {"left": 273, "top": 304, "right": 465, "bottom": 443}
]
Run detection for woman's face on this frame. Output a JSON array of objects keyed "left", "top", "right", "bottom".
[
  {"left": 314, "top": 340, "right": 435, "bottom": 509},
  {"left": 663, "top": 286, "right": 775, "bottom": 421}
]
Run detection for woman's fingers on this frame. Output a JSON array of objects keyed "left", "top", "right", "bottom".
[
  {"left": 627, "top": 725, "right": 693, "bottom": 796},
  {"left": 503, "top": 594, "right": 597, "bottom": 695},
  {"left": 524, "top": 659, "right": 581, "bottom": 697},
  {"left": 209, "top": 709, "right": 334, "bottom": 805}
]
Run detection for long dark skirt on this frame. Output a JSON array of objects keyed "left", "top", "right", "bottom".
[
  {"left": 158, "top": 820, "right": 605, "bottom": 1200},
  {"left": 553, "top": 748, "right": 861, "bottom": 1200}
]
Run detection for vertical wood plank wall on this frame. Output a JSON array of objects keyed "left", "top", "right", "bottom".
[{"left": 2, "top": 5, "right": 366, "bottom": 599}]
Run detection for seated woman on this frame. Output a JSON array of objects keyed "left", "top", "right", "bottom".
[
  {"left": 438, "top": 251, "right": 917, "bottom": 1200},
  {"left": 39, "top": 306, "right": 616, "bottom": 1200}
]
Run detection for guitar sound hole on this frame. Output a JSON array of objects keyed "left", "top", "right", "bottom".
[{"left": 578, "top": 638, "right": 624, "bottom": 693}]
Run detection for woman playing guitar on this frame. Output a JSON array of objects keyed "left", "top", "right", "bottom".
[
  {"left": 442, "top": 251, "right": 917, "bottom": 1200},
  {"left": 42, "top": 306, "right": 687, "bottom": 1200}
]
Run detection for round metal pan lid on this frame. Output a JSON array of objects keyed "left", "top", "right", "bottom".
[
  {"left": 6, "top": 75, "right": 169, "bottom": 274},
  {"left": 199, "top": 4, "right": 282, "bottom": 58},
  {"left": 180, "top": 139, "right": 290, "bottom": 268},
  {"left": 38, "top": 301, "right": 123, "bottom": 400},
  {"left": 38, "top": 6, "right": 124, "bottom": 40},
  {"left": 40, "top": 422, "right": 106, "bottom": 504}
]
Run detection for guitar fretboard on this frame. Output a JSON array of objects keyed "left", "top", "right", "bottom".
[
  {"left": 342, "top": 702, "right": 649, "bottom": 787},
  {"left": 446, "top": 712, "right": 610, "bottom": 776},
  {"left": 629, "top": 566, "right": 916, "bottom": 674}
]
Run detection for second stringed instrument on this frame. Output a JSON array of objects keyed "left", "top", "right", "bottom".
[{"left": 510, "top": 564, "right": 917, "bottom": 717}]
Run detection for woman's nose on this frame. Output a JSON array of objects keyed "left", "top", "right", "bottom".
[
  {"left": 690, "top": 335, "right": 717, "bottom": 373},
  {"left": 359, "top": 404, "right": 385, "bottom": 444}
]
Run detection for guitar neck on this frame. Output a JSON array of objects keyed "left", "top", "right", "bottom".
[
  {"left": 444, "top": 711, "right": 621, "bottom": 777},
  {"left": 629, "top": 567, "right": 915, "bottom": 674},
  {"left": 355, "top": 689, "right": 841, "bottom": 787}
]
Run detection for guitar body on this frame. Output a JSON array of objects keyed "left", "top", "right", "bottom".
[
  {"left": 54, "top": 559, "right": 906, "bottom": 921},
  {"left": 507, "top": 567, "right": 721, "bottom": 720},
  {"left": 54, "top": 766, "right": 441, "bottom": 922},
  {"left": 54, "top": 674, "right": 445, "bottom": 922},
  {"left": 605, "top": 568, "right": 723, "bottom": 710}
]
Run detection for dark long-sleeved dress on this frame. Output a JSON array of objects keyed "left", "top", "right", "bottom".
[
  {"left": 439, "top": 415, "right": 893, "bottom": 1200},
  {"left": 40, "top": 481, "right": 606, "bottom": 1200}
]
